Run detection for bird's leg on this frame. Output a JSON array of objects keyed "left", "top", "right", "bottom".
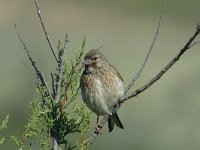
[
  {"left": 96, "top": 115, "right": 99, "bottom": 124},
  {"left": 95, "top": 115, "right": 102, "bottom": 134}
]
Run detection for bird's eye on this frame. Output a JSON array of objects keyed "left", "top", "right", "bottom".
[{"left": 93, "top": 57, "right": 97, "bottom": 60}]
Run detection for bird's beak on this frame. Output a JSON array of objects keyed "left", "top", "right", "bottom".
[{"left": 82, "top": 59, "right": 91, "bottom": 65}]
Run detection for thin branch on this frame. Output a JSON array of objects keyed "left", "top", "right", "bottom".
[
  {"left": 15, "top": 24, "right": 53, "bottom": 100},
  {"left": 189, "top": 40, "right": 200, "bottom": 48},
  {"left": 21, "top": 55, "right": 35, "bottom": 74},
  {"left": 125, "top": 0, "right": 166, "bottom": 95},
  {"left": 88, "top": 23, "right": 200, "bottom": 145},
  {"left": 51, "top": 73, "right": 56, "bottom": 98},
  {"left": 120, "top": 26, "right": 200, "bottom": 103},
  {"left": 88, "top": 114, "right": 109, "bottom": 144},
  {"left": 52, "top": 34, "right": 68, "bottom": 150},
  {"left": 34, "top": 1, "right": 69, "bottom": 149},
  {"left": 34, "top": 0, "right": 59, "bottom": 63},
  {"left": 54, "top": 34, "right": 69, "bottom": 103}
]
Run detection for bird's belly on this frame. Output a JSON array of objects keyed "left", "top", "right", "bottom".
[{"left": 81, "top": 77, "right": 124, "bottom": 116}]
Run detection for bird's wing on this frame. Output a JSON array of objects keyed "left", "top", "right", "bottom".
[{"left": 110, "top": 65, "right": 123, "bottom": 82}]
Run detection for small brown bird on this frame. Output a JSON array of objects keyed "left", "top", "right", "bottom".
[{"left": 80, "top": 49, "right": 124, "bottom": 132}]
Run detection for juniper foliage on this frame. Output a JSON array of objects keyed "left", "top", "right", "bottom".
[
  {"left": 0, "top": 114, "right": 9, "bottom": 145},
  {"left": 11, "top": 38, "right": 91, "bottom": 150}
]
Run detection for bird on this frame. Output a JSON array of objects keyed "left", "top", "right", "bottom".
[{"left": 80, "top": 49, "right": 124, "bottom": 132}]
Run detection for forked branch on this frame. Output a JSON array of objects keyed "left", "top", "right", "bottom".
[
  {"left": 120, "top": 23, "right": 200, "bottom": 103},
  {"left": 125, "top": 0, "right": 166, "bottom": 95},
  {"left": 15, "top": 24, "right": 53, "bottom": 100}
]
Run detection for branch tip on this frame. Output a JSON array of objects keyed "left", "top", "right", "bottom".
[
  {"left": 197, "top": 22, "right": 200, "bottom": 30},
  {"left": 125, "top": 0, "right": 166, "bottom": 95},
  {"left": 15, "top": 22, "right": 53, "bottom": 101},
  {"left": 65, "top": 33, "right": 69, "bottom": 43},
  {"left": 34, "top": 0, "right": 59, "bottom": 64}
]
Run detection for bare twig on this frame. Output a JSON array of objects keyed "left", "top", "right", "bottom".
[
  {"left": 21, "top": 55, "right": 35, "bottom": 74},
  {"left": 120, "top": 24, "right": 200, "bottom": 103},
  {"left": 125, "top": 0, "right": 166, "bottom": 95},
  {"left": 189, "top": 40, "right": 200, "bottom": 48},
  {"left": 34, "top": 0, "right": 59, "bottom": 63},
  {"left": 88, "top": 23, "right": 200, "bottom": 145},
  {"left": 54, "top": 34, "right": 69, "bottom": 103},
  {"left": 15, "top": 24, "right": 53, "bottom": 100}
]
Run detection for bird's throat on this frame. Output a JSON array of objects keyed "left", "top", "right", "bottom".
[{"left": 84, "top": 65, "right": 91, "bottom": 74}]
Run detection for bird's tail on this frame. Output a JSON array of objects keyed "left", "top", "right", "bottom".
[{"left": 108, "top": 113, "right": 124, "bottom": 132}]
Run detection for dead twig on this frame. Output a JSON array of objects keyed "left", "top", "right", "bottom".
[
  {"left": 15, "top": 24, "right": 53, "bottom": 100},
  {"left": 120, "top": 23, "right": 200, "bottom": 103},
  {"left": 125, "top": 0, "right": 166, "bottom": 95},
  {"left": 34, "top": 0, "right": 59, "bottom": 63}
]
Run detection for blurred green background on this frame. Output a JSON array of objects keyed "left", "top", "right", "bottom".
[{"left": 0, "top": 0, "right": 200, "bottom": 149}]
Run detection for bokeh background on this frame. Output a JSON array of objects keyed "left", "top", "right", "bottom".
[{"left": 0, "top": 0, "right": 200, "bottom": 149}]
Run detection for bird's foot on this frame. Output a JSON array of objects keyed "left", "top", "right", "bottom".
[
  {"left": 94, "top": 124, "right": 103, "bottom": 135},
  {"left": 114, "top": 101, "right": 120, "bottom": 108}
]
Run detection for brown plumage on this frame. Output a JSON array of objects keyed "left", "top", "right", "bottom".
[{"left": 80, "top": 49, "right": 124, "bottom": 132}]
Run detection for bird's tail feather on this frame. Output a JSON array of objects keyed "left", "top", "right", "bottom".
[{"left": 108, "top": 113, "right": 124, "bottom": 132}]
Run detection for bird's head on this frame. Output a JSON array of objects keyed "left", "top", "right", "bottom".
[{"left": 83, "top": 49, "right": 108, "bottom": 73}]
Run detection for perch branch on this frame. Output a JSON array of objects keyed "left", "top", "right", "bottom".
[
  {"left": 88, "top": 23, "right": 200, "bottom": 145},
  {"left": 120, "top": 23, "right": 200, "bottom": 103},
  {"left": 125, "top": 0, "right": 166, "bottom": 95},
  {"left": 15, "top": 24, "right": 53, "bottom": 100},
  {"left": 34, "top": 0, "right": 59, "bottom": 63}
]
